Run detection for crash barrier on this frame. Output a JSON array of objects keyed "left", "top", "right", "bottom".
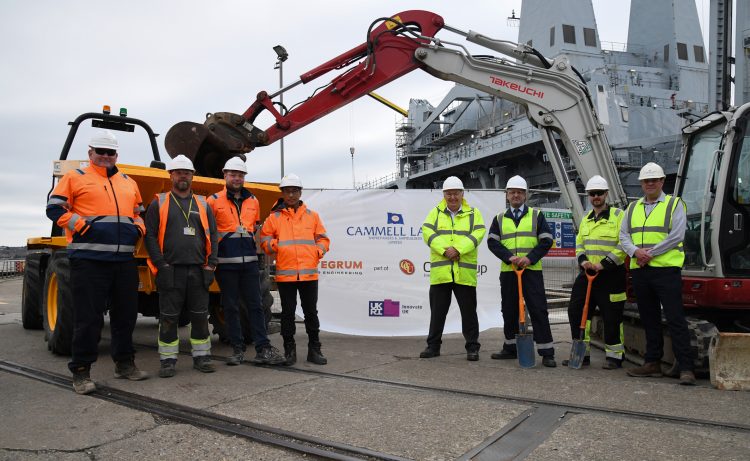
[
  {"left": 0, "top": 260, "right": 24, "bottom": 279},
  {"left": 302, "top": 189, "right": 577, "bottom": 336}
]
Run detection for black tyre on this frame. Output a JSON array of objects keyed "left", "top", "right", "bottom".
[
  {"left": 42, "top": 252, "right": 74, "bottom": 355},
  {"left": 21, "top": 253, "right": 45, "bottom": 330}
]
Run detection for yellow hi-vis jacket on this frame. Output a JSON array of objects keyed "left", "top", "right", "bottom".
[
  {"left": 422, "top": 198, "right": 486, "bottom": 286},
  {"left": 499, "top": 207, "right": 543, "bottom": 272},
  {"left": 625, "top": 194, "right": 685, "bottom": 269},
  {"left": 576, "top": 207, "right": 627, "bottom": 266}
]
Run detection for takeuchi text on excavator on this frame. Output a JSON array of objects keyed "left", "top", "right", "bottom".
[{"left": 164, "top": 9, "right": 626, "bottom": 225}]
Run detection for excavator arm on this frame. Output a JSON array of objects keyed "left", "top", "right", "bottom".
[
  {"left": 165, "top": 10, "right": 627, "bottom": 224},
  {"left": 165, "top": 10, "right": 444, "bottom": 177}
]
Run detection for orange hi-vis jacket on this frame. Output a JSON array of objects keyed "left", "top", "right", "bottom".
[
  {"left": 46, "top": 163, "right": 145, "bottom": 261},
  {"left": 146, "top": 192, "right": 212, "bottom": 274},
  {"left": 260, "top": 202, "right": 330, "bottom": 282},
  {"left": 207, "top": 187, "right": 259, "bottom": 266}
]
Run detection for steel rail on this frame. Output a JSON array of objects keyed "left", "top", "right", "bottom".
[{"left": 0, "top": 360, "right": 411, "bottom": 461}]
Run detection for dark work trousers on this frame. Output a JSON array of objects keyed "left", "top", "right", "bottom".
[
  {"left": 277, "top": 280, "right": 321, "bottom": 347},
  {"left": 69, "top": 258, "right": 138, "bottom": 372},
  {"left": 630, "top": 266, "right": 695, "bottom": 371},
  {"left": 158, "top": 264, "right": 210, "bottom": 348},
  {"left": 500, "top": 269, "right": 555, "bottom": 356},
  {"left": 426, "top": 282, "right": 480, "bottom": 352},
  {"left": 567, "top": 270, "right": 625, "bottom": 354},
  {"left": 215, "top": 263, "right": 270, "bottom": 352}
]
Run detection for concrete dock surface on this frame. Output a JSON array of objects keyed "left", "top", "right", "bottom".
[{"left": 1, "top": 277, "right": 748, "bottom": 460}]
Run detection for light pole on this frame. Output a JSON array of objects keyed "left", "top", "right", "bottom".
[
  {"left": 273, "top": 45, "right": 288, "bottom": 178},
  {"left": 350, "top": 147, "right": 356, "bottom": 189}
]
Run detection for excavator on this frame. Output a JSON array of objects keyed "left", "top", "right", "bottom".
[{"left": 164, "top": 10, "right": 749, "bottom": 384}]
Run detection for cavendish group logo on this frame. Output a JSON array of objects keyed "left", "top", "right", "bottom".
[
  {"left": 346, "top": 212, "right": 422, "bottom": 242},
  {"left": 369, "top": 299, "right": 400, "bottom": 317},
  {"left": 399, "top": 259, "right": 415, "bottom": 275}
]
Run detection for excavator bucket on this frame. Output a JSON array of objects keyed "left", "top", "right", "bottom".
[
  {"left": 164, "top": 112, "right": 269, "bottom": 178},
  {"left": 709, "top": 333, "right": 750, "bottom": 391}
]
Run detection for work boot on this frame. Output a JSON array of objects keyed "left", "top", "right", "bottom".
[
  {"left": 419, "top": 348, "right": 440, "bottom": 358},
  {"left": 114, "top": 359, "right": 149, "bottom": 381},
  {"left": 284, "top": 342, "right": 297, "bottom": 366},
  {"left": 193, "top": 356, "right": 216, "bottom": 373},
  {"left": 626, "top": 361, "right": 663, "bottom": 378},
  {"left": 562, "top": 356, "right": 590, "bottom": 367},
  {"left": 252, "top": 345, "right": 286, "bottom": 365},
  {"left": 307, "top": 346, "right": 328, "bottom": 365},
  {"left": 467, "top": 351, "right": 479, "bottom": 361},
  {"left": 71, "top": 366, "right": 96, "bottom": 395},
  {"left": 602, "top": 358, "right": 622, "bottom": 370},
  {"left": 490, "top": 349, "right": 517, "bottom": 360},
  {"left": 542, "top": 356, "right": 557, "bottom": 368},
  {"left": 227, "top": 346, "right": 244, "bottom": 366},
  {"left": 679, "top": 370, "right": 696, "bottom": 386},
  {"left": 159, "top": 359, "right": 177, "bottom": 378}
]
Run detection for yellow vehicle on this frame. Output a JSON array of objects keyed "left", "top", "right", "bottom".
[{"left": 22, "top": 108, "right": 280, "bottom": 355}]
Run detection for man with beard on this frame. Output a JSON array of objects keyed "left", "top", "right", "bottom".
[
  {"left": 562, "top": 175, "right": 627, "bottom": 370},
  {"left": 145, "top": 155, "right": 219, "bottom": 378},
  {"left": 207, "top": 156, "right": 285, "bottom": 366}
]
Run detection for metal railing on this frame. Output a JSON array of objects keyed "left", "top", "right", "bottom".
[{"left": 0, "top": 260, "right": 24, "bottom": 279}]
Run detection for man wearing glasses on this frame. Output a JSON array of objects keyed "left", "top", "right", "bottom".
[
  {"left": 420, "top": 176, "right": 486, "bottom": 361},
  {"left": 562, "top": 175, "right": 627, "bottom": 370},
  {"left": 46, "top": 130, "right": 148, "bottom": 394},
  {"left": 620, "top": 162, "right": 696, "bottom": 385}
]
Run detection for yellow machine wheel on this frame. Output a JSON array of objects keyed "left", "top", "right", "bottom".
[{"left": 42, "top": 252, "right": 73, "bottom": 355}]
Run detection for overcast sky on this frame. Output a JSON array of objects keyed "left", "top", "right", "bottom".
[{"left": 0, "top": 1, "right": 710, "bottom": 246}]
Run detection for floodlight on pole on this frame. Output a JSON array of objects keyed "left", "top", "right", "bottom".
[{"left": 274, "top": 45, "right": 288, "bottom": 178}]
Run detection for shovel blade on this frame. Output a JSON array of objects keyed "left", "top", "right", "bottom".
[
  {"left": 517, "top": 333, "right": 536, "bottom": 368},
  {"left": 568, "top": 340, "right": 587, "bottom": 369}
]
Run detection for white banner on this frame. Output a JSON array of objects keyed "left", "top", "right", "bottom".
[{"left": 301, "top": 189, "right": 506, "bottom": 336}]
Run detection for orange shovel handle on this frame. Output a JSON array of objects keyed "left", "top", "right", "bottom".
[
  {"left": 579, "top": 269, "right": 599, "bottom": 330},
  {"left": 514, "top": 266, "right": 526, "bottom": 326}
]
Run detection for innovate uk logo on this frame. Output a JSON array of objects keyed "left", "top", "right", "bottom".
[{"left": 368, "top": 299, "right": 400, "bottom": 317}]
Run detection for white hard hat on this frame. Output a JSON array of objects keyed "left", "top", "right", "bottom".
[
  {"left": 89, "top": 130, "right": 118, "bottom": 150},
  {"left": 506, "top": 175, "right": 528, "bottom": 190},
  {"left": 442, "top": 176, "right": 464, "bottom": 191},
  {"left": 167, "top": 154, "right": 195, "bottom": 172},
  {"left": 223, "top": 156, "right": 248, "bottom": 174},
  {"left": 585, "top": 175, "right": 609, "bottom": 191},
  {"left": 638, "top": 162, "right": 665, "bottom": 180},
  {"left": 279, "top": 173, "right": 302, "bottom": 189}
]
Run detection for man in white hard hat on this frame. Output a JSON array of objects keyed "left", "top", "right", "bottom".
[
  {"left": 260, "top": 174, "right": 330, "bottom": 365},
  {"left": 420, "top": 176, "right": 486, "bottom": 361},
  {"left": 207, "top": 157, "right": 284, "bottom": 366},
  {"left": 620, "top": 162, "right": 696, "bottom": 385},
  {"left": 145, "top": 154, "right": 219, "bottom": 378},
  {"left": 562, "top": 175, "right": 627, "bottom": 369},
  {"left": 46, "top": 129, "right": 148, "bottom": 394},
  {"left": 487, "top": 175, "right": 557, "bottom": 367}
]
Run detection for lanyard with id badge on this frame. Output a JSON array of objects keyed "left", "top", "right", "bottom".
[{"left": 171, "top": 194, "right": 196, "bottom": 236}]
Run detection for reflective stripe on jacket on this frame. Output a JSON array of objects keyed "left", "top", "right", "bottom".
[
  {"left": 259, "top": 202, "right": 330, "bottom": 282},
  {"left": 46, "top": 164, "right": 144, "bottom": 261},
  {"left": 625, "top": 194, "right": 685, "bottom": 269},
  {"left": 499, "top": 207, "right": 542, "bottom": 271},
  {"left": 422, "top": 198, "right": 486, "bottom": 286},
  {"left": 576, "top": 207, "right": 626, "bottom": 265},
  {"left": 146, "top": 192, "right": 211, "bottom": 274},
  {"left": 207, "top": 187, "right": 259, "bottom": 266}
]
